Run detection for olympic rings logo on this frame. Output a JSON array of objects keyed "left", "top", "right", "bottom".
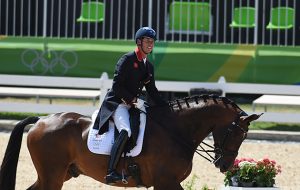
[{"left": 21, "top": 49, "right": 78, "bottom": 75}]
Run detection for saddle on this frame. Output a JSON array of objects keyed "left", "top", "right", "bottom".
[{"left": 87, "top": 107, "right": 145, "bottom": 187}]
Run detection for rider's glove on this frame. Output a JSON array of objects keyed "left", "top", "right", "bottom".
[{"left": 133, "top": 98, "right": 145, "bottom": 109}]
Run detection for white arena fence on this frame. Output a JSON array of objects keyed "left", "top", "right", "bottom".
[
  {"left": 0, "top": 0, "right": 299, "bottom": 46},
  {"left": 0, "top": 73, "right": 300, "bottom": 123},
  {"left": 0, "top": 74, "right": 101, "bottom": 116},
  {"left": 99, "top": 72, "right": 300, "bottom": 123}
]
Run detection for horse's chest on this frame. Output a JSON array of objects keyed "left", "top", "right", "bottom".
[
  {"left": 185, "top": 162, "right": 193, "bottom": 176},
  {"left": 179, "top": 161, "right": 193, "bottom": 181}
]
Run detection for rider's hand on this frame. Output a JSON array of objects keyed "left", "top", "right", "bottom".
[
  {"left": 133, "top": 99, "right": 145, "bottom": 109},
  {"left": 127, "top": 97, "right": 137, "bottom": 107},
  {"left": 131, "top": 97, "right": 137, "bottom": 103}
]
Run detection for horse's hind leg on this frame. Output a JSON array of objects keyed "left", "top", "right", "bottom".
[
  {"left": 28, "top": 143, "right": 70, "bottom": 190},
  {"left": 26, "top": 164, "right": 68, "bottom": 190},
  {"left": 26, "top": 182, "right": 40, "bottom": 190},
  {"left": 26, "top": 183, "right": 35, "bottom": 190}
]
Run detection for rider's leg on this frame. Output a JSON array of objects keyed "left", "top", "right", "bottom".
[{"left": 106, "top": 104, "right": 131, "bottom": 185}]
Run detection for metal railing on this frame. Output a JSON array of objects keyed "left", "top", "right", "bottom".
[{"left": 0, "top": 0, "right": 299, "bottom": 46}]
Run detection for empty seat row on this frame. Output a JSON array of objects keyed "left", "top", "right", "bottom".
[
  {"left": 230, "top": 6, "right": 295, "bottom": 29},
  {"left": 76, "top": 1, "right": 295, "bottom": 32}
]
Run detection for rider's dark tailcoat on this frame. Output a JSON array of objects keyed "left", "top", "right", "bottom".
[{"left": 93, "top": 48, "right": 166, "bottom": 133}]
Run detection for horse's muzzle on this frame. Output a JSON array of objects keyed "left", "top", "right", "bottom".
[{"left": 214, "top": 158, "right": 233, "bottom": 173}]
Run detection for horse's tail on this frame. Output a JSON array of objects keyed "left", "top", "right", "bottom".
[{"left": 0, "top": 116, "right": 40, "bottom": 190}]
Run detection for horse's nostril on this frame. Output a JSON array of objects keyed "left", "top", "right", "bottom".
[
  {"left": 214, "top": 159, "right": 221, "bottom": 168},
  {"left": 220, "top": 164, "right": 228, "bottom": 172}
]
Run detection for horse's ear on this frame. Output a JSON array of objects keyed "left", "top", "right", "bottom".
[{"left": 241, "top": 113, "right": 263, "bottom": 123}]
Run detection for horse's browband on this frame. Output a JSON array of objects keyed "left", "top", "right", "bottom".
[{"left": 168, "top": 95, "right": 242, "bottom": 112}]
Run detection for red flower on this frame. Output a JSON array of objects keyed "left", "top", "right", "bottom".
[
  {"left": 133, "top": 62, "right": 139, "bottom": 69},
  {"left": 224, "top": 157, "right": 281, "bottom": 187}
]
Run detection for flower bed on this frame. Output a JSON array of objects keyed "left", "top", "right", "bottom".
[{"left": 224, "top": 157, "right": 282, "bottom": 188}]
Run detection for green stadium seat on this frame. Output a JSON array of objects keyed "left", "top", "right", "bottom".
[
  {"left": 169, "top": 2, "right": 211, "bottom": 34},
  {"left": 266, "top": 7, "right": 295, "bottom": 29},
  {"left": 230, "top": 7, "right": 256, "bottom": 28},
  {"left": 77, "top": 2, "right": 104, "bottom": 22}
]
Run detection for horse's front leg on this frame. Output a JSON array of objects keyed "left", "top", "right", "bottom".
[
  {"left": 153, "top": 171, "right": 184, "bottom": 190},
  {"left": 153, "top": 181, "right": 184, "bottom": 190}
]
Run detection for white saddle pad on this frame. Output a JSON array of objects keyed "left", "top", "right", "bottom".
[{"left": 87, "top": 107, "right": 146, "bottom": 157}]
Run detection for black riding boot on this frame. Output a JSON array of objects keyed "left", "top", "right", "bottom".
[{"left": 105, "top": 130, "right": 129, "bottom": 185}]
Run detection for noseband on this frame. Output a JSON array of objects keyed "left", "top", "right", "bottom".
[{"left": 196, "top": 111, "right": 248, "bottom": 164}]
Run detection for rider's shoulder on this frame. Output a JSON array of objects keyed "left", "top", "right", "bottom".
[
  {"left": 125, "top": 51, "right": 136, "bottom": 58},
  {"left": 118, "top": 52, "right": 135, "bottom": 62}
]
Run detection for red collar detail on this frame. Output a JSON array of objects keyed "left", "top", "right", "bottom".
[{"left": 135, "top": 47, "right": 144, "bottom": 62}]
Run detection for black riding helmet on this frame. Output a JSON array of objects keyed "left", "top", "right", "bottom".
[{"left": 135, "top": 27, "right": 156, "bottom": 44}]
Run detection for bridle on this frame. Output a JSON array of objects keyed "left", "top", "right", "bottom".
[{"left": 196, "top": 111, "right": 248, "bottom": 164}]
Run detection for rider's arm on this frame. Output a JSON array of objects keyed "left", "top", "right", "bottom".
[{"left": 112, "top": 55, "right": 136, "bottom": 104}]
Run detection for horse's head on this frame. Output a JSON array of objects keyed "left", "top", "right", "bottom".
[
  {"left": 212, "top": 113, "right": 261, "bottom": 172},
  {"left": 169, "top": 95, "right": 262, "bottom": 173}
]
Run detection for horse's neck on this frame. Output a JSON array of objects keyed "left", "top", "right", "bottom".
[
  {"left": 177, "top": 103, "right": 235, "bottom": 144},
  {"left": 147, "top": 107, "right": 201, "bottom": 150},
  {"left": 168, "top": 96, "right": 243, "bottom": 157},
  {"left": 175, "top": 109, "right": 212, "bottom": 150}
]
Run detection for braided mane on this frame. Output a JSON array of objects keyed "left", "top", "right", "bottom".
[{"left": 168, "top": 95, "right": 244, "bottom": 113}]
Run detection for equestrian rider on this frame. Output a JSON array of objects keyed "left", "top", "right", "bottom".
[{"left": 92, "top": 27, "right": 167, "bottom": 185}]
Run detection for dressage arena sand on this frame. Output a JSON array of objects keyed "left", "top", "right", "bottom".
[{"left": 0, "top": 132, "right": 299, "bottom": 190}]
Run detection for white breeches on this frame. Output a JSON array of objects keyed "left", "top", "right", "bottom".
[{"left": 112, "top": 103, "right": 131, "bottom": 137}]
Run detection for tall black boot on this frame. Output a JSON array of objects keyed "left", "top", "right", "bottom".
[{"left": 105, "top": 130, "right": 128, "bottom": 185}]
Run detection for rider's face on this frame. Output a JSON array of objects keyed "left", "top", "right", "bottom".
[{"left": 141, "top": 37, "right": 154, "bottom": 54}]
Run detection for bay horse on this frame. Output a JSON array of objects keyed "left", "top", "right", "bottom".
[{"left": 0, "top": 95, "right": 260, "bottom": 190}]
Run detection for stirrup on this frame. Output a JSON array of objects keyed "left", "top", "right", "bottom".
[
  {"left": 105, "top": 170, "right": 128, "bottom": 185},
  {"left": 121, "top": 169, "right": 128, "bottom": 184}
]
